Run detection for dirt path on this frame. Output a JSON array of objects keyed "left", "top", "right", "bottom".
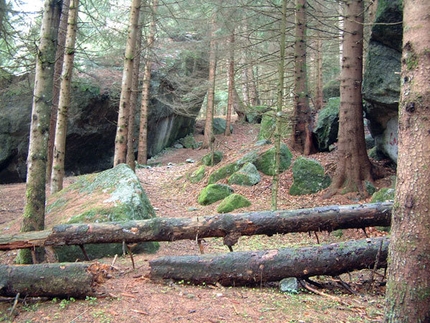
[{"left": 0, "top": 121, "right": 390, "bottom": 322}]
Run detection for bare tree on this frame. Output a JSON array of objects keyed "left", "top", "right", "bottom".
[
  {"left": 225, "top": 31, "right": 234, "bottom": 136},
  {"left": 50, "top": 0, "right": 80, "bottom": 193},
  {"left": 17, "top": 0, "right": 62, "bottom": 264},
  {"left": 384, "top": 0, "right": 430, "bottom": 321}
]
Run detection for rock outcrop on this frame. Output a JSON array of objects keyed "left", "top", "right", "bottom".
[{"left": 363, "top": 0, "right": 402, "bottom": 163}]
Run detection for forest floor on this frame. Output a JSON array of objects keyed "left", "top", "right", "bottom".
[{"left": 0, "top": 119, "right": 395, "bottom": 323}]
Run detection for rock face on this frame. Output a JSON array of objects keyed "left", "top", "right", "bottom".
[
  {"left": 46, "top": 164, "right": 159, "bottom": 261},
  {"left": 363, "top": 0, "right": 402, "bottom": 163},
  {"left": 0, "top": 45, "right": 208, "bottom": 183}
]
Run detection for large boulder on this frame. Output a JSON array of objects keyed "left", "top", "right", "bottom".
[
  {"left": 46, "top": 164, "right": 159, "bottom": 261},
  {"left": 289, "top": 157, "right": 331, "bottom": 196},
  {"left": 313, "top": 97, "right": 339, "bottom": 151},
  {"left": 197, "top": 184, "right": 234, "bottom": 206},
  {"left": 217, "top": 194, "right": 251, "bottom": 213},
  {"left": 228, "top": 162, "right": 261, "bottom": 186},
  {"left": 254, "top": 143, "right": 293, "bottom": 176},
  {"left": 363, "top": 0, "right": 402, "bottom": 163},
  {"left": 0, "top": 41, "right": 209, "bottom": 183}
]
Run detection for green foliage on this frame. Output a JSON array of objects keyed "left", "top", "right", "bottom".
[{"left": 216, "top": 194, "right": 251, "bottom": 213}]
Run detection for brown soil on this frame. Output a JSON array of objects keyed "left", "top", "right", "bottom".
[{"left": 0, "top": 120, "right": 394, "bottom": 323}]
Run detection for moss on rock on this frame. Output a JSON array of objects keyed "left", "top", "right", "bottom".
[
  {"left": 197, "top": 184, "right": 233, "bottom": 205},
  {"left": 188, "top": 165, "right": 206, "bottom": 183},
  {"left": 202, "top": 151, "right": 223, "bottom": 166},
  {"left": 217, "top": 194, "right": 251, "bottom": 213},
  {"left": 254, "top": 143, "right": 293, "bottom": 176},
  {"left": 289, "top": 157, "right": 331, "bottom": 195},
  {"left": 228, "top": 162, "right": 260, "bottom": 186}
]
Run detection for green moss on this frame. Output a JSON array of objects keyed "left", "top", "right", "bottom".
[
  {"left": 227, "top": 162, "right": 260, "bottom": 186},
  {"left": 208, "top": 163, "right": 240, "bottom": 184},
  {"left": 197, "top": 184, "right": 233, "bottom": 205},
  {"left": 289, "top": 157, "right": 331, "bottom": 195},
  {"left": 217, "top": 194, "right": 251, "bottom": 213},
  {"left": 371, "top": 188, "right": 395, "bottom": 202},
  {"left": 188, "top": 165, "right": 206, "bottom": 183},
  {"left": 254, "top": 143, "right": 293, "bottom": 176},
  {"left": 201, "top": 151, "right": 223, "bottom": 166}
]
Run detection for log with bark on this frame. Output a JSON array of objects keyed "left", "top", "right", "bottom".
[
  {"left": 0, "top": 262, "right": 112, "bottom": 298},
  {"left": 149, "top": 237, "right": 389, "bottom": 286},
  {"left": 0, "top": 202, "right": 392, "bottom": 251}
]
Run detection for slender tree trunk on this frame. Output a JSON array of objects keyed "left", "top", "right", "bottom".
[
  {"left": 50, "top": 0, "right": 79, "bottom": 193},
  {"left": 292, "top": 0, "right": 314, "bottom": 155},
  {"left": 325, "top": 0, "right": 373, "bottom": 198},
  {"left": 126, "top": 3, "right": 146, "bottom": 171},
  {"left": 202, "top": 12, "right": 217, "bottom": 149},
  {"left": 225, "top": 31, "right": 234, "bottom": 136},
  {"left": 137, "top": 0, "right": 157, "bottom": 165},
  {"left": 272, "top": 0, "right": 287, "bottom": 210},
  {"left": 384, "top": 1, "right": 430, "bottom": 321},
  {"left": 17, "top": 0, "right": 62, "bottom": 264},
  {"left": 113, "top": 0, "right": 141, "bottom": 166},
  {"left": 47, "top": 0, "right": 70, "bottom": 184}
]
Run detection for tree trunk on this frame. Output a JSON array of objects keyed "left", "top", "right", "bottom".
[
  {"left": 18, "top": 0, "right": 62, "bottom": 264},
  {"left": 50, "top": 0, "right": 79, "bottom": 193},
  {"left": 47, "top": 0, "right": 70, "bottom": 184},
  {"left": 0, "top": 263, "right": 101, "bottom": 298},
  {"left": 113, "top": 0, "right": 141, "bottom": 166},
  {"left": 202, "top": 12, "right": 217, "bottom": 149},
  {"left": 0, "top": 202, "right": 392, "bottom": 251},
  {"left": 233, "top": 87, "right": 246, "bottom": 122},
  {"left": 272, "top": 0, "right": 287, "bottom": 210},
  {"left": 150, "top": 237, "right": 389, "bottom": 286},
  {"left": 325, "top": 0, "right": 373, "bottom": 198},
  {"left": 292, "top": 0, "right": 314, "bottom": 155},
  {"left": 384, "top": 1, "right": 430, "bottom": 322},
  {"left": 126, "top": 3, "right": 146, "bottom": 171},
  {"left": 137, "top": 0, "right": 157, "bottom": 166},
  {"left": 224, "top": 31, "right": 234, "bottom": 136}
]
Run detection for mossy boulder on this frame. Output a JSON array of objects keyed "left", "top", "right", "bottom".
[
  {"left": 208, "top": 163, "right": 241, "bottom": 184},
  {"left": 46, "top": 164, "right": 159, "bottom": 261},
  {"left": 257, "top": 114, "right": 276, "bottom": 140},
  {"left": 212, "top": 117, "right": 233, "bottom": 135},
  {"left": 228, "top": 162, "right": 260, "bottom": 186},
  {"left": 289, "top": 157, "right": 331, "bottom": 195},
  {"left": 202, "top": 151, "right": 223, "bottom": 166},
  {"left": 188, "top": 165, "right": 206, "bottom": 183},
  {"left": 197, "top": 184, "right": 233, "bottom": 205},
  {"left": 371, "top": 187, "right": 395, "bottom": 202},
  {"left": 246, "top": 105, "right": 270, "bottom": 124},
  {"left": 217, "top": 194, "right": 251, "bottom": 213},
  {"left": 178, "top": 134, "right": 199, "bottom": 149},
  {"left": 313, "top": 97, "right": 339, "bottom": 151},
  {"left": 254, "top": 143, "right": 293, "bottom": 176}
]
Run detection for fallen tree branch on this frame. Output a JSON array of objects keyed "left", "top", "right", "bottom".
[
  {"left": 149, "top": 237, "right": 389, "bottom": 286},
  {"left": 0, "top": 202, "right": 392, "bottom": 251}
]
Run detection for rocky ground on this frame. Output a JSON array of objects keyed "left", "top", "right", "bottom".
[{"left": 0, "top": 120, "right": 394, "bottom": 322}]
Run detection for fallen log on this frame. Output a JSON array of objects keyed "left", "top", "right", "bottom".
[
  {"left": 0, "top": 262, "right": 105, "bottom": 298},
  {"left": 149, "top": 237, "right": 389, "bottom": 286},
  {"left": 0, "top": 202, "right": 392, "bottom": 251}
]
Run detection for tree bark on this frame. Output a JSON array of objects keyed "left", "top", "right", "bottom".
[
  {"left": 325, "top": 0, "right": 373, "bottom": 198},
  {"left": 0, "top": 263, "right": 100, "bottom": 298},
  {"left": 0, "top": 202, "right": 392, "bottom": 251},
  {"left": 292, "top": 0, "right": 314, "bottom": 155},
  {"left": 18, "top": 0, "right": 62, "bottom": 264},
  {"left": 150, "top": 237, "right": 389, "bottom": 286},
  {"left": 202, "top": 11, "right": 217, "bottom": 149},
  {"left": 137, "top": 0, "right": 158, "bottom": 166},
  {"left": 50, "top": 0, "right": 79, "bottom": 193},
  {"left": 384, "top": 0, "right": 430, "bottom": 321},
  {"left": 113, "top": 0, "right": 141, "bottom": 166},
  {"left": 224, "top": 31, "right": 234, "bottom": 136}
]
